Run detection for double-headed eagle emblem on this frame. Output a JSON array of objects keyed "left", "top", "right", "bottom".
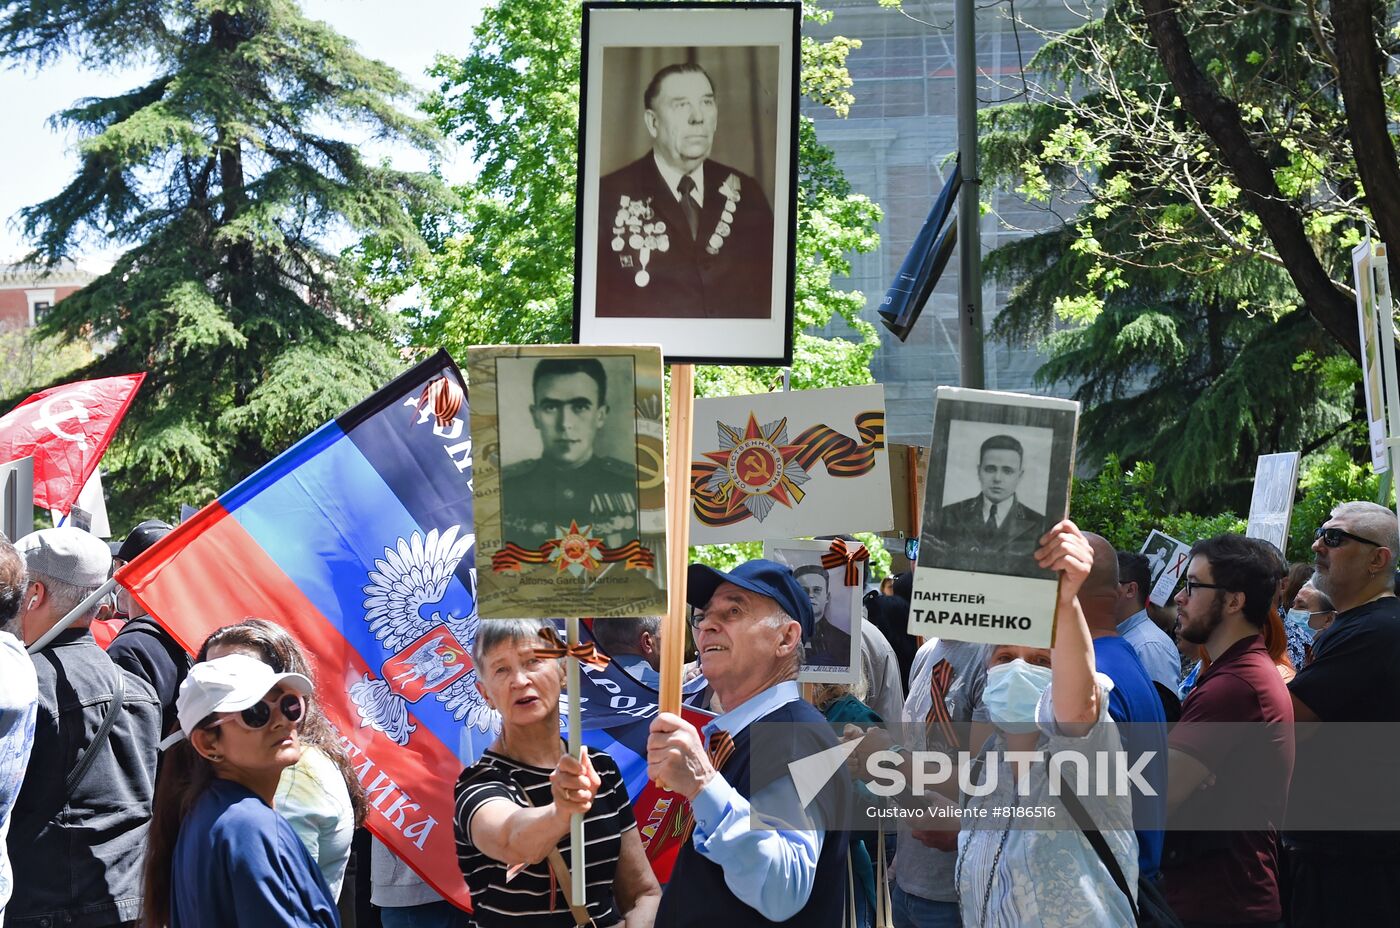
[{"left": 348, "top": 525, "right": 496, "bottom": 746}]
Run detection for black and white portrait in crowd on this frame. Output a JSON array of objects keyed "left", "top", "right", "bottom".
[
  {"left": 574, "top": 2, "right": 799, "bottom": 365},
  {"left": 765, "top": 539, "right": 862, "bottom": 684},
  {"left": 918, "top": 389, "right": 1078, "bottom": 581},
  {"left": 495, "top": 355, "right": 642, "bottom": 550}
]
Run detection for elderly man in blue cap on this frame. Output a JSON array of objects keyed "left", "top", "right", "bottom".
[{"left": 647, "top": 559, "right": 849, "bottom": 928}]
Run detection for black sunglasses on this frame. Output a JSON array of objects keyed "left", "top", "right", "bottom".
[
  {"left": 210, "top": 692, "right": 306, "bottom": 732},
  {"left": 1315, "top": 526, "right": 1382, "bottom": 549}
]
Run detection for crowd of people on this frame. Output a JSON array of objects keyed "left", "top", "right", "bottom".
[{"left": 0, "top": 499, "right": 1397, "bottom": 926}]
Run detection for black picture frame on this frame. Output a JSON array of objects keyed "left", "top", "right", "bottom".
[
  {"left": 572, "top": 1, "right": 800, "bottom": 366},
  {"left": 918, "top": 390, "right": 1079, "bottom": 581}
]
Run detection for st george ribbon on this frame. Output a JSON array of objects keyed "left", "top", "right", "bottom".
[{"left": 117, "top": 351, "right": 486, "bottom": 911}]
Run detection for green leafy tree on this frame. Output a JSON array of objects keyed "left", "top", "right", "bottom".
[
  {"left": 975, "top": 1, "right": 1368, "bottom": 511},
  {"left": 981, "top": 0, "right": 1400, "bottom": 361},
  {"left": 1, "top": 0, "right": 443, "bottom": 524}
]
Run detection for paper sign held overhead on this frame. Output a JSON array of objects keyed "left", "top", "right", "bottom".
[
  {"left": 1353, "top": 242, "right": 1391, "bottom": 474},
  {"left": 1246, "top": 452, "right": 1301, "bottom": 555},
  {"left": 1140, "top": 529, "right": 1191, "bottom": 607}
]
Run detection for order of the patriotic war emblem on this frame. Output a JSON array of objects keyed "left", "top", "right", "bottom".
[{"left": 701, "top": 414, "right": 810, "bottom": 522}]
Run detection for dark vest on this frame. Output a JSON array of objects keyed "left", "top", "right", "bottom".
[{"left": 655, "top": 699, "right": 850, "bottom": 928}]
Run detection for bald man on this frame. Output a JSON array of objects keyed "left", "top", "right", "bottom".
[{"left": 1081, "top": 532, "right": 1168, "bottom": 880}]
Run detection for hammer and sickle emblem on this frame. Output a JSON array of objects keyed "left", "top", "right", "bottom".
[
  {"left": 33, "top": 394, "right": 92, "bottom": 449},
  {"left": 739, "top": 449, "right": 774, "bottom": 484}
]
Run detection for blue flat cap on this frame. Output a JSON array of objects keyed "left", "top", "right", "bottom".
[{"left": 687, "top": 558, "right": 814, "bottom": 636}]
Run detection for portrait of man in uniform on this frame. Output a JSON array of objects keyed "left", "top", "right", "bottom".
[
  {"left": 793, "top": 563, "right": 852, "bottom": 670},
  {"left": 499, "top": 357, "right": 640, "bottom": 549},
  {"left": 595, "top": 62, "right": 775, "bottom": 319}
]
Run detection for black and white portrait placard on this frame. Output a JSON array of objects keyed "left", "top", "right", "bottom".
[
  {"left": 912, "top": 387, "right": 1079, "bottom": 647},
  {"left": 573, "top": 1, "right": 800, "bottom": 365},
  {"left": 764, "top": 538, "right": 863, "bottom": 684},
  {"left": 1140, "top": 529, "right": 1191, "bottom": 607},
  {"left": 469, "top": 344, "right": 667, "bottom": 619}
]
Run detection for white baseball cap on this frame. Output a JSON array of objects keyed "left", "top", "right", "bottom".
[{"left": 159, "top": 653, "right": 313, "bottom": 750}]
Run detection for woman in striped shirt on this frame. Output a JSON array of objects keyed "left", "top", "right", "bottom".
[{"left": 454, "top": 619, "right": 660, "bottom": 927}]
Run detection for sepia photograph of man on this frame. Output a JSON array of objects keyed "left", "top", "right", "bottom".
[
  {"left": 792, "top": 563, "right": 852, "bottom": 671},
  {"left": 595, "top": 59, "right": 775, "bottom": 319},
  {"left": 498, "top": 357, "right": 641, "bottom": 549}
]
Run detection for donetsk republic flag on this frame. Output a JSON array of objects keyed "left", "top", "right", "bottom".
[{"left": 117, "top": 352, "right": 488, "bottom": 911}]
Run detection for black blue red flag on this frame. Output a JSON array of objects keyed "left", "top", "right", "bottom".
[{"left": 118, "top": 351, "right": 487, "bottom": 910}]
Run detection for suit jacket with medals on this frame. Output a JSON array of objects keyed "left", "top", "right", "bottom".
[{"left": 596, "top": 154, "right": 774, "bottom": 319}]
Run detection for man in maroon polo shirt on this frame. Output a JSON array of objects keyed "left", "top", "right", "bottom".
[{"left": 1160, "top": 534, "right": 1294, "bottom": 928}]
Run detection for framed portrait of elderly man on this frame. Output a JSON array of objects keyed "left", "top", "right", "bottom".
[
  {"left": 763, "top": 538, "right": 864, "bottom": 684},
  {"left": 911, "top": 388, "right": 1079, "bottom": 648},
  {"left": 469, "top": 345, "right": 667, "bottom": 619},
  {"left": 572, "top": 1, "right": 800, "bottom": 365}
]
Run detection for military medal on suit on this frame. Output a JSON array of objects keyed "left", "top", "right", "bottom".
[{"left": 595, "top": 155, "right": 775, "bottom": 319}]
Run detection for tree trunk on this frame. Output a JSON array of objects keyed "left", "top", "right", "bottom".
[
  {"left": 1138, "top": 0, "right": 1361, "bottom": 360},
  {"left": 1330, "top": 0, "right": 1400, "bottom": 291},
  {"left": 210, "top": 10, "right": 253, "bottom": 284}
]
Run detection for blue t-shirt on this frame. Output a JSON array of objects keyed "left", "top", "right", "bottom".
[
  {"left": 1093, "top": 634, "right": 1168, "bottom": 879},
  {"left": 172, "top": 777, "right": 340, "bottom": 928}
]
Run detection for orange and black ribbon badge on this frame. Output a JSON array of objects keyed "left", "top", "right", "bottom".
[
  {"left": 690, "top": 410, "right": 885, "bottom": 528},
  {"left": 532, "top": 627, "right": 611, "bottom": 670},
  {"left": 415, "top": 373, "right": 464, "bottom": 427},
  {"left": 821, "top": 538, "right": 869, "bottom": 586},
  {"left": 491, "top": 538, "right": 656, "bottom": 574}
]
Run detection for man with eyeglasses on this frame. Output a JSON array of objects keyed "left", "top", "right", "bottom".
[
  {"left": 1285, "top": 501, "right": 1400, "bottom": 926},
  {"left": 646, "top": 559, "right": 849, "bottom": 927},
  {"left": 1159, "top": 534, "right": 1294, "bottom": 928}
]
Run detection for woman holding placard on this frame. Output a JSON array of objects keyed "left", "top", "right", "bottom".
[{"left": 453, "top": 618, "right": 660, "bottom": 927}]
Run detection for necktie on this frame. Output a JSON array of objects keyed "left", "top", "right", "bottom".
[
  {"left": 986, "top": 501, "right": 999, "bottom": 531},
  {"left": 677, "top": 175, "right": 700, "bottom": 240}
]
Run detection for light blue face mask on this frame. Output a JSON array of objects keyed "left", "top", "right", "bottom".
[
  {"left": 982, "top": 658, "right": 1053, "bottom": 734},
  {"left": 1285, "top": 608, "right": 1317, "bottom": 644}
]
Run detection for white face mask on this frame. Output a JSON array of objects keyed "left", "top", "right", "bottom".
[{"left": 982, "top": 658, "right": 1053, "bottom": 734}]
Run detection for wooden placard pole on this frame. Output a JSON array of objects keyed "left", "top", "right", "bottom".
[
  {"left": 660, "top": 363, "right": 695, "bottom": 717},
  {"left": 565, "top": 616, "right": 585, "bottom": 906}
]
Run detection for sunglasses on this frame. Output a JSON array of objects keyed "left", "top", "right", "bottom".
[
  {"left": 1314, "top": 526, "right": 1382, "bottom": 549},
  {"left": 208, "top": 692, "right": 306, "bottom": 733}
]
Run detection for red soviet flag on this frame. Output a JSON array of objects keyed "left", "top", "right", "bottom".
[{"left": 0, "top": 373, "right": 145, "bottom": 516}]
